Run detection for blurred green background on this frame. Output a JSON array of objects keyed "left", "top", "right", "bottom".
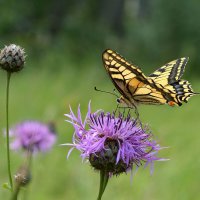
[{"left": 0, "top": 0, "right": 200, "bottom": 199}]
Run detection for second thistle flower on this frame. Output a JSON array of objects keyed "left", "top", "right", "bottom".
[{"left": 10, "top": 121, "right": 56, "bottom": 154}]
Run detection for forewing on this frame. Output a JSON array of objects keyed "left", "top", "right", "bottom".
[{"left": 102, "top": 49, "right": 149, "bottom": 99}]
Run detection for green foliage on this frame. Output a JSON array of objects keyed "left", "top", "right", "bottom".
[{"left": 0, "top": 0, "right": 200, "bottom": 75}]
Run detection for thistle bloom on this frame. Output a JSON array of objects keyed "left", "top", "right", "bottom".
[
  {"left": 10, "top": 121, "right": 56, "bottom": 154},
  {"left": 64, "top": 103, "right": 162, "bottom": 176}
]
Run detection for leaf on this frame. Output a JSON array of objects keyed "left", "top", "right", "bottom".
[{"left": 2, "top": 182, "right": 11, "bottom": 191}]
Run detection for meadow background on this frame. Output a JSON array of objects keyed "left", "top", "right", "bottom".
[{"left": 0, "top": 0, "right": 200, "bottom": 199}]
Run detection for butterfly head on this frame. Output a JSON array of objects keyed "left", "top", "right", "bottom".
[{"left": 117, "top": 96, "right": 127, "bottom": 105}]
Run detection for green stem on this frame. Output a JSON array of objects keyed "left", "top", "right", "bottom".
[
  {"left": 11, "top": 184, "right": 20, "bottom": 200},
  {"left": 23, "top": 149, "right": 33, "bottom": 200},
  {"left": 97, "top": 170, "right": 109, "bottom": 200},
  {"left": 6, "top": 72, "right": 13, "bottom": 191},
  {"left": 97, "top": 170, "right": 104, "bottom": 200},
  {"left": 102, "top": 172, "right": 109, "bottom": 194},
  {"left": 12, "top": 151, "right": 33, "bottom": 200}
]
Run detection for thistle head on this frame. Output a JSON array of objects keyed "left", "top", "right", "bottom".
[
  {"left": 0, "top": 44, "right": 25, "bottom": 73},
  {"left": 64, "top": 102, "right": 162, "bottom": 176},
  {"left": 10, "top": 121, "right": 56, "bottom": 154}
]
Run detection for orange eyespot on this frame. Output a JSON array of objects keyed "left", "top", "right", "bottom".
[{"left": 168, "top": 101, "right": 176, "bottom": 107}]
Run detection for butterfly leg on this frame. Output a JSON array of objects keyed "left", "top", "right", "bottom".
[
  {"left": 135, "top": 107, "right": 139, "bottom": 120},
  {"left": 130, "top": 102, "right": 139, "bottom": 120},
  {"left": 114, "top": 103, "right": 119, "bottom": 115},
  {"left": 127, "top": 108, "right": 130, "bottom": 117},
  {"left": 122, "top": 107, "right": 126, "bottom": 118},
  {"left": 118, "top": 104, "right": 140, "bottom": 119},
  {"left": 130, "top": 104, "right": 144, "bottom": 128}
]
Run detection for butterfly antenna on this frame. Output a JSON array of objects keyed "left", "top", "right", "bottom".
[
  {"left": 94, "top": 87, "right": 119, "bottom": 98},
  {"left": 113, "top": 88, "right": 119, "bottom": 96}
]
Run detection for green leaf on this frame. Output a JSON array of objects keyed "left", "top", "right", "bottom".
[{"left": 2, "top": 182, "right": 11, "bottom": 191}]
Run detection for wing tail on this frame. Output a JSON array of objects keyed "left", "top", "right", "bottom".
[{"left": 167, "top": 80, "right": 196, "bottom": 105}]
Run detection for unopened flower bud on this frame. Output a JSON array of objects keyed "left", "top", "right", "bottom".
[
  {"left": 0, "top": 44, "right": 25, "bottom": 73},
  {"left": 14, "top": 166, "right": 31, "bottom": 187}
]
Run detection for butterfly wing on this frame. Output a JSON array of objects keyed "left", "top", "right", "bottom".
[
  {"left": 102, "top": 49, "right": 167, "bottom": 106},
  {"left": 132, "top": 84, "right": 167, "bottom": 105},
  {"left": 149, "top": 57, "right": 189, "bottom": 85},
  {"left": 148, "top": 57, "right": 196, "bottom": 106},
  {"left": 163, "top": 80, "right": 196, "bottom": 106}
]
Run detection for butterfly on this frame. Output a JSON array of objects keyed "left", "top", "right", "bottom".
[{"left": 102, "top": 49, "right": 198, "bottom": 111}]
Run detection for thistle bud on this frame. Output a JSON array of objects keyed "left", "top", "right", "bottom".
[
  {"left": 0, "top": 44, "right": 25, "bottom": 73},
  {"left": 14, "top": 166, "right": 31, "bottom": 187}
]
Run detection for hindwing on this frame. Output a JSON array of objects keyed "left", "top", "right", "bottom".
[{"left": 149, "top": 57, "right": 188, "bottom": 85}]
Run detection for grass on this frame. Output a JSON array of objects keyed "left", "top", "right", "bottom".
[{"left": 0, "top": 57, "right": 200, "bottom": 200}]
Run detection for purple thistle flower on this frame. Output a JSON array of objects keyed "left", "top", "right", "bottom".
[
  {"left": 10, "top": 121, "right": 56, "bottom": 154},
  {"left": 64, "top": 102, "right": 163, "bottom": 176}
]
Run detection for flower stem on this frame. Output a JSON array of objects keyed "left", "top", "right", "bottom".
[
  {"left": 97, "top": 170, "right": 109, "bottom": 200},
  {"left": 102, "top": 172, "right": 109, "bottom": 194},
  {"left": 22, "top": 150, "right": 33, "bottom": 200},
  {"left": 11, "top": 184, "right": 20, "bottom": 200},
  {"left": 6, "top": 72, "right": 13, "bottom": 191},
  {"left": 11, "top": 151, "right": 32, "bottom": 200}
]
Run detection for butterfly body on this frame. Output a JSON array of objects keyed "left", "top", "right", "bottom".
[{"left": 102, "top": 49, "right": 198, "bottom": 108}]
